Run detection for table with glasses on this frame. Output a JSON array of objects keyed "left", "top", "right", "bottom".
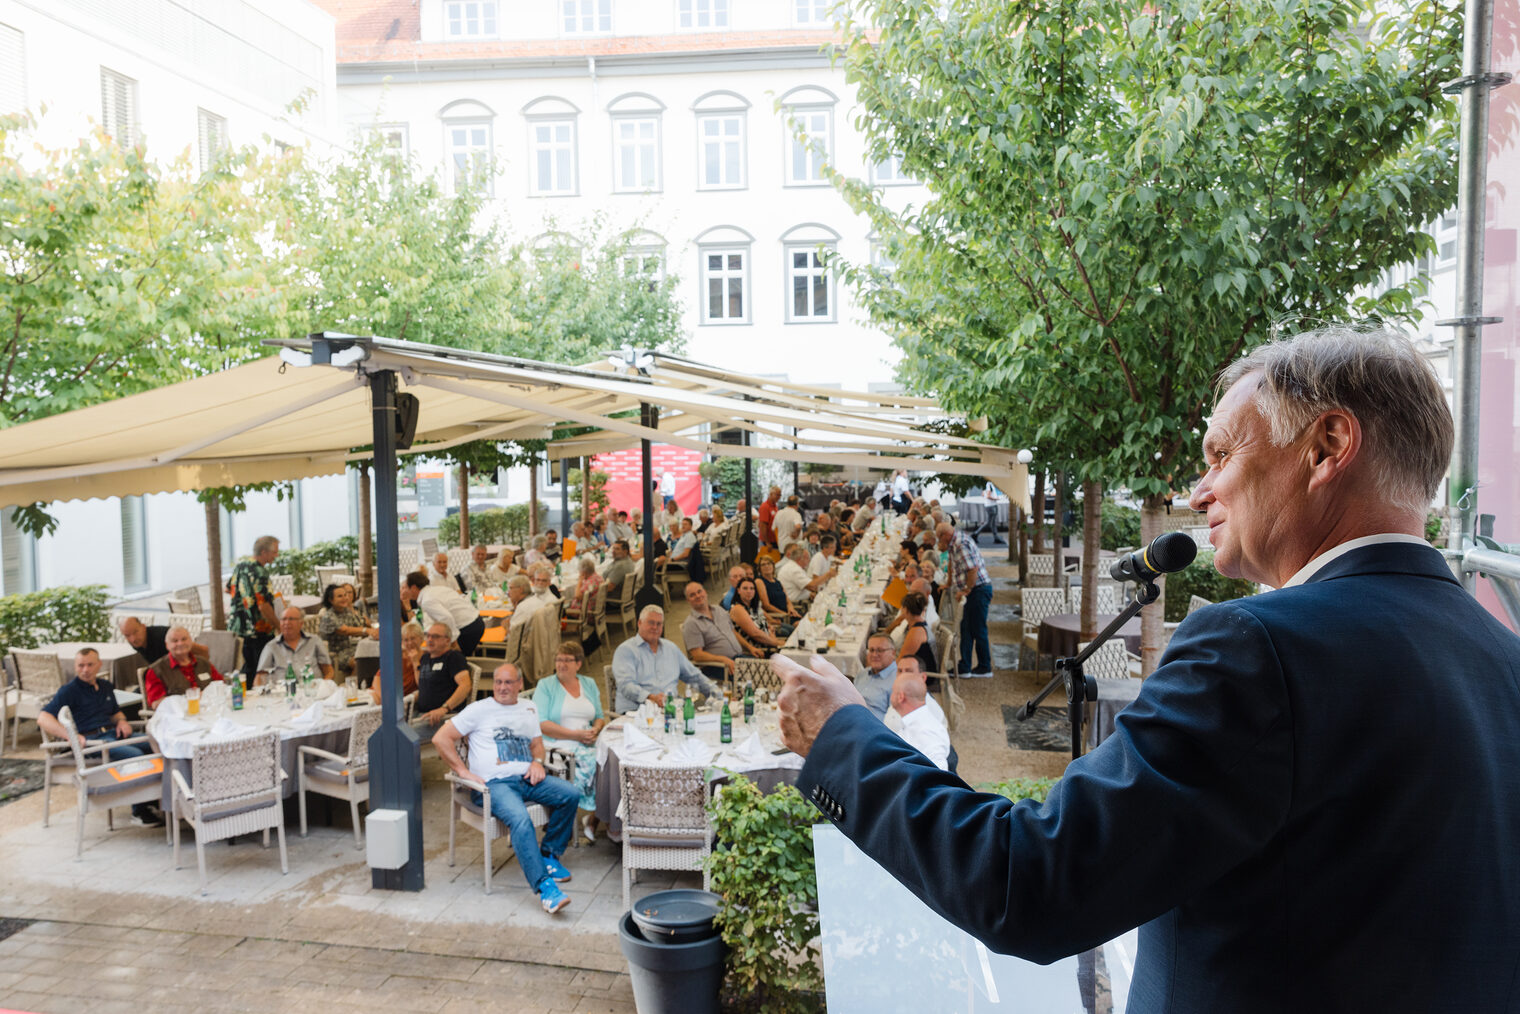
[
  {"left": 145, "top": 680, "right": 365, "bottom": 806},
  {"left": 777, "top": 520, "right": 905, "bottom": 678},
  {"left": 592, "top": 701, "right": 802, "bottom": 843}
]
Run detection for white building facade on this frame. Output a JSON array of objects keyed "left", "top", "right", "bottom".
[{"left": 0, "top": 0, "right": 346, "bottom": 599}]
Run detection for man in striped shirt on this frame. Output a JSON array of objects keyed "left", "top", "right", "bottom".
[{"left": 937, "top": 522, "right": 993, "bottom": 676}]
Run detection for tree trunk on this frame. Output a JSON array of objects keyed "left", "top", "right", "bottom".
[
  {"left": 528, "top": 460, "right": 539, "bottom": 537},
  {"left": 358, "top": 463, "right": 373, "bottom": 600},
  {"left": 1080, "top": 480, "right": 1101, "bottom": 641},
  {"left": 1139, "top": 496, "right": 1168, "bottom": 676},
  {"left": 1050, "top": 470, "right": 1066, "bottom": 588},
  {"left": 1031, "top": 469, "right": 1047, "bottom": 553},
  {"left": 205, "top": 497, "right": 225, "bottom": 630},
  {"left": 458, "top": 463, "right": 471, "bottom": 547}
]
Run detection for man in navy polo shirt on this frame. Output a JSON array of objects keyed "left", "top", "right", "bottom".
[{"left": 37, "top": 647, "right": 162, "bottom": 827}]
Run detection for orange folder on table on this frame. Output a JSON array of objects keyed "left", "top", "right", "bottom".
[
  {"left": 880, "top": 577, "right": 908, "bottom": 611},
  {"left": 561, "top": 538, "right": 577, "bottom": 561}
]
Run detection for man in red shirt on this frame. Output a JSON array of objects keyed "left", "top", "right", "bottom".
[
  {"left": 757, "top": 485, "right": 782, "bottom": 548},
  {"left": 144, "top": 626, "right": 225, "bottom": 708}
]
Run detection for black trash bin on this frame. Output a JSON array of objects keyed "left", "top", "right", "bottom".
[{"left": 619, "top": 908, "right": 726, "bottom": 1014}]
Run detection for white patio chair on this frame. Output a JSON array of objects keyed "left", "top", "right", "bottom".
[
  {"left": 1076, "top": 640, "right": 1140, "bottom": 681},
  {"left": 444, "top": 740, "right": 554, "bottom": 895},
  {"left": 297, "top": 705, "right": 383, "bottom": 849},
  {"left": 172, "top": 730, "right": 288, "bottom": 895},
  {"left": 619, "top": 761, "right": 712, "bottom": 909},
  {"left": 314, "top": 565, "right": 348, "bottom": 593},
  {"left": 173, "top": 587, "right": 205, "bottom": 613},
  {"left": 1019, "top": 588, "right": 1069, "bottom": 672},
  {"left": 7, "top": 649, "right": 69, "bottom": 752},
  {"left": 54, "top": 707, "right": 165, "bottom": 858},
  {"left": 172, "top": 612, "right": 209, "bottom": 635},
  {"left": 200, "top": 630, "right": 241, "bottom": 677}
]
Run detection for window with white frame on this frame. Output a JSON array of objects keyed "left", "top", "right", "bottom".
[
  {"left": 697, "top": 113, "right": 744, "bottom": 188},
  {"left": 0, "top": 24, "right": 25, "bottom": 116},
  {"left": 785, "top": 106, "right": 831, "bottom": 185},
  {"left": 786, "top": 244, "right": 833, "bottom": 322},
  {"left": 701, "top": 248, "right": 749, "bottom": 324},
  {"left": 621, "top": 247, "right": 666, "bottom": 289},
  {"left": 374, "top": 123, "right": 409, "bottom": 154},
  {"left": 871, "top": 152, "right": 910, "bottom": 185},
  {"left": 679, "top": 0, "right": 729, "bottom": 27},
  {"left": 446, "top": 120, "right": 493, "bottom": 194},
  {"left": 446, "top": 1, "right": 498, "bottom": 37},
  {"left": 794, "top": 0, "right": 832, "bottom": 24},
  {"left": 100, "top": 67, "right": 138, "bottom": 147},
  {"left": 530, "top": 118, "right": 577, "bottom": 195},
  {"left": 197, "top": 108, "right": 228, "bottom": 173},
  {"left": 613, "top": 116, "right": 660, "bottom": 192},
  {"left": 1435, "top": 210, "right": 1458, "bottom": 267},
  {"left": 563, "top": 0, "right": 612, "bottom": 33}
]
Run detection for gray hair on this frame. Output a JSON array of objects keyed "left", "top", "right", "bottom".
[
  {"left": 577, "top": 555, "right": 596, "bottom": 576},
  {"left": 1218, "top": 323, "right": 1452, "bottom": 514},
  {"left": 531, "top": 535, "right": 546, "bottom": 550},
  {"left": 638, "top": 604, "right": 665, "bottom": 623},
  {"left": 252, "top": 535, "right": 279, "bottom": 557},
  {"left": 508, "top": 575, "right": 531, "bottom": 595},
  {"left": 401, "top": 621, "right": 425, "bottom": 641}
]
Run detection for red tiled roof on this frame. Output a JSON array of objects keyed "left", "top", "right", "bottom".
[{"left": 306, "top": 0, "right": 853, "bottom": 64}]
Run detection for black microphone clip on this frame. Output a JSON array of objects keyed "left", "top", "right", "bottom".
[{"left": 1109, "top": 531, "right": 1198, "bottom": 586}]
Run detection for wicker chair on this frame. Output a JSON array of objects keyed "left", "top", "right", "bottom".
[
  {"left": 1018, "top": 588, "right": 1069, "bottom": 671},
  {"left": 269, "top": 574, "right": 296, "bottom": 599},
  {"left": 926, "top": 624, "right": 964, "bottom": 732},
  {"left": 172, "top": 612, "right": 210, "bottom": 635},
  {"left": 174, "top": 586, "right": 205, "bottom": 613},
  {"left": 314, "top": 565, "right": 349, "bottom": 593},
  {"left": 172, "top": 730, "right": 288, "bottom": 894},
  {"left": 7, "top": 649, "right": 70, "bottom": 751},
  {"left": 604, "top": 573, "right": 637, "bottom": 639},
  {"left": 200, "top": 631, "right": 241, "bottom": 678},
  {"left": 444, "top": 740, "right": 553, "bottom": 895},
  {"left": 1024, "top": 552, "right": 1055, "bottom": 587},
  {"left": 603, "top": 665, "right": 619, "bottom": 713},
  {"left": 1076, "top": 640, "right": 1140, "bottom": 681},
  {"left": 419, "top": 537, "right": 439, "bottom": 558},
  {"left": 297, "top": 705, "right": 383, "bottom": 848},
  {"left": 54, "top": 708, "right": 165, "bottom": 858},
  {"left": 1067, "top": 584, "right": 1119, "bottom": 617},
  {"left": 619, "top": 761, "right": 712, "bottom": 908},
  {"left": 734, "top": 656, "right": 779, "bottom": 695},
  {"left": 397, "top": 547, "right": 419, "bottom": 577}
]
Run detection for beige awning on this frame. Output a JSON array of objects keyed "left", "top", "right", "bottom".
[{"left": 0, "top": 336, "right": 1028, "bottom": 510}]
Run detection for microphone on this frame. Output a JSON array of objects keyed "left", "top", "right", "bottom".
[{"left": 1110, "top": 531, "right": 1197, "bottom": 584}]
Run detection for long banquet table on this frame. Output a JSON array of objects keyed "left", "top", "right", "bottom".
[{"left": 777, "top": 519, "right": 906, "bottom": 678}]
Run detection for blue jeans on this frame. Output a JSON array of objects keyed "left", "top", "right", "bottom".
[
  {"left": 958, "top": 582, "right": 994, "bottom": 673},
  {"left": 87, "top": 729, "right": 150, "bottom": 763},
  {"left": 476, "top": 774, "right": 580, "bottom": 890}
]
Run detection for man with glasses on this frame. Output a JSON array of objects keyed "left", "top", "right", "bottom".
[
  {"left": 411, "top": 623, "right": 472, "bottom": 735},
  {"left": 434, "top": 664, "right": 579, "bottom": 914},
  {"left": 856, "top": 635, "right": 898, "bottom": 720}
]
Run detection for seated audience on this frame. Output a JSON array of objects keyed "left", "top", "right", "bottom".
[
  {"left": 411, "top": 623, "right": 472, "bottom": 735},
  {"left": 610, "top": 605, "right": 722, "bottom": 713},
  {"left": 729, "top": 576, "right": 783, "bottom": 657},
  {"left": 681, "top": 582, "right": 744, "bottom": 681},
  {"left": 258, "top": 606, "right": 335, "bottom": 684},
  {"left": 144, "top": 627, "right": 225, "bottom": 708},
  {"left": 118, "top": 616, "right": 207, "bottom": 667},
  {"left": 897, "top": 590, "right": 940, "bottom": 675},
  {"left": 317, "top": 583, "right": 377, "bottom": 676},
  {"left": 404, "top": 572, "right": 486, "bottom": 656},
  {"left": 370, "top": 621, "right": 423, "bottom": 704},
  {"left": 534, "top": 640, "right": 609, "bottom": 842}
]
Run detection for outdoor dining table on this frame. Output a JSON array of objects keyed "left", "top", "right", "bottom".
[
  {"left": 777, "top": 521, "right": 904, "bottom": 678},
  {"left": 287, "top": 594, "right": 322, "bottom": 615},
  {"left": 145, "top": 681, "right": 360, "bottom": 808},
  {"left": 44, "top": 641, "right": 145, "bottom": 699},
  {"left": 592, "top": 702, "right": 802, "bottom": 843},
  {"left": 1038, "top": 612, "right": 1142, "bottom": 659}
]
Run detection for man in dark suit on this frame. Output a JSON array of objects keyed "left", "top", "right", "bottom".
[{"left": 777, "top": 325, "right": 1520, "bottom": 1012}]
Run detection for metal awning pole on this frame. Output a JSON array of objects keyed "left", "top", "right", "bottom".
[
  {"left": 636, "top": 402, "right": 663, "bottom": 612},
  {"left": 1441, "top": 0, "right": 1508, "bottom": 587},
  {"left": 367, "top": 370, "right": 424, "bottom": 891}
]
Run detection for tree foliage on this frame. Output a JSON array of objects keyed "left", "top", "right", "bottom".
[{"left": 833, "top": 0, "right": 1461, "bottom": 495}]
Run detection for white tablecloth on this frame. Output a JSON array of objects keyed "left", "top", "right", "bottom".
[
  {"left": 777, "top": 521, "right": 904, "bottom": 678},
  {"left": 146, "top": 682, "right": 355, "bottom": 760}
]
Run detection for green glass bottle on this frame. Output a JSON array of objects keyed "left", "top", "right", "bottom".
[
  {"left": 231, "top": 672, "right": 245, "bottom": 711},
  {"left": 743, "top": 683, "right": 755, "bottom": 724},
  {"left": 664, "top": 695, "right": 676, "bottom": 734},
  {"left": 720, "top": 700, "right": 732, "bottom": 743},
  {"left": 683, "top": 693, "right": 696, "bottom": 736}
]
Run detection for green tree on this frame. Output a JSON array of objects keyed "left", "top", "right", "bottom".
[{"left": 833, "top": 0, "right": 1460, "bottom": 666}]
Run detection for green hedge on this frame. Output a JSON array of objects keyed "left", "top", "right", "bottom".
[
  {"left": 436, "top": 504, "right": 548, "bottom": 549},
  {"left": 276, "top": 536, "right": 361, "bottom": 596},
  {"left": 0, "top": 585, "right": 111, "bottom": 660},
  {"left": 1163, "top": 550, "right": 1258, "bottom": 621}
]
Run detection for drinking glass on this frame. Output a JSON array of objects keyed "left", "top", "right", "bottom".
[{"left": 186, "top": 687, "right": 200, "bottom": 716}]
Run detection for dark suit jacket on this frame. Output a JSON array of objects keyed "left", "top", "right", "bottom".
[{"left": 799, "top": 542, "right": 1520, "bottom": 1012}]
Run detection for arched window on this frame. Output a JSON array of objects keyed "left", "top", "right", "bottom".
[
  {"left": 779, "top": 223, "right": 840, "bottom": 323},
  {"left": 607, "top": 93, "right": 665, "bottom": 193},
  {"left": 440, "top": 99, "right": 496, "bottom": 196},
  {"left": 692, "top": 90, "right": 750, "bottom": 190},
  {"left": 523, "top": 96, "right": 581, "bottom": 196},
  {"left": 778, "top": 86, "right": 837, "bottom": 187}
]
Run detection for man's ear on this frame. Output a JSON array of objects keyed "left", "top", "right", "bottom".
[{"left": 1304, "top": 408, "right": 1362, "bottom": 491}]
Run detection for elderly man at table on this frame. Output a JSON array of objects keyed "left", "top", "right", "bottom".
[
  {"left": 412, "top": 623, "right": 473, "bottom": 735},
  {"left": 434, "top": 663, "right": 578, "bottom": 914},
  {"left": 40, "top": 648, "right": 163, "bottom": 827},
  {"left": 776, "top": 325, "right": 1520, "bottom": 1010},
  {"left": 256, "top": 606, "right": 334, "bottom": 686},
  {"left": 852, "top": 501, "right": 876, "bottom": 532},
  {"left": 779, "top": 545, "right": 828, "bottom": 607},
  {"left": 462, "top": 544, "right": 495, "bottom": 592},
  {"left": 855, "top": 635, "right": 898, "bottom": 720},
  {"left": 144, "top": 627, "right": 225, "bottom": 709},
  {"left": 427, "top": 551, "right": 457, "bottom": 590},
  {"left": 774, "top": 495, "right": 803, "bottom": 555},
  {"left": 610, "top": 511, "right": 635, "bottom": 544},
  {"left": 937, "top": 521, "right": 993, "bottom": 677},
  {"left": 611, "top": 605, "right": 723, "bottom": 713},
  {"left": 527, "top": 562, "right": 560, "bottom": 603},
  {"left": 227, "top": 534, "right": 280, "bottom": 680},
  {"left": 807, "top": 535, "right": 841, "bottom": 582},
  {"left": 681, "top": 582, "right": 744, "bottom": 682},
  {"left": 504, "top": 574, "right": 542, "bottom": 632},
  {"left": 886, "top": 668, "right": 950, "bottom": 772},
  {"left": 118, "top": 616, "right": 207, "bottom": 667},
  {"left": 719, "top": 565, "right": 747, "bottom": 610},
  {"left": 603, "top": 541, "right": 635, "bottom": 593},
  {"left": 406, "top": 572, "right": 486, "bottom": 656}
]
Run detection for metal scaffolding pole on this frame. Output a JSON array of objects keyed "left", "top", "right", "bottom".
[{"left": 1440, "top": 0, "right": 1509, "bottom": 587}]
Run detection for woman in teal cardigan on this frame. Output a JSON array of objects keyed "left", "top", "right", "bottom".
[{"left": 534, "top": 639, "right": 609, "bottom": 841}]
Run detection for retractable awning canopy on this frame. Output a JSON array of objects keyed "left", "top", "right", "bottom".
[{"left": 0, "top": 335, "right": 1028, "bottom": 509}]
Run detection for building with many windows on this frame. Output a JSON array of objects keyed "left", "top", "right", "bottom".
[{"left": 316, "top": 0, "right": 927, "bottom": 384}]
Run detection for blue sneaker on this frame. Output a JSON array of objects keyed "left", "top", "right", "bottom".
[
  {"left": 538, "top": 876, "right": 571, "bottom": 915},
  {"left": 541, "top": 854, "right": 572, "bottom": 882}
]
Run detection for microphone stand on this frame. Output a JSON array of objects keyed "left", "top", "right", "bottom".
[{"left": 1016, "top": 580, "right": 1158, "bottom": 759}]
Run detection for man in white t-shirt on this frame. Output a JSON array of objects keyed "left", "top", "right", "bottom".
[
  {"left": 808, "top": 534, "right": 840, "bottom": 580},
  {"left": 774, "top": 496, "right": 803, "bottom": 555},
  {"left": 892, "top": 469, "right": 912, "bottom": 513},
  {"left": 660, "top": 470, "right": 677, "bottom": 508},
  {"left": 434, "top": 663, "right": 581, "bottom": 914}
]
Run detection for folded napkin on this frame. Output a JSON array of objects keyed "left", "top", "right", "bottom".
[
  {"left": 289, "top": 701, "right": 324, "bottom": 727},
  {"left": 147, "top": 700, "right": 199, "bottom": 744},
  {"left": 667, "top": 738, "right": 714, "bottom": 765},
  {"left": 620, "top": 725, "right": 662, "bottom": 755},
  {"left": 155, "top": 695, "right": 189, "bottom": 720},
  {"left": 323, "top": 684, "right": 348, "bottom": 706},
  {"left": 316, "top": 680, "right": 339, "bottom": 700},
  {"left": 734, "top": 732, "right": 772, "bottom": 766},
  {"left": 207, "top": 717, "right": 245, "bottom": 738}
]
